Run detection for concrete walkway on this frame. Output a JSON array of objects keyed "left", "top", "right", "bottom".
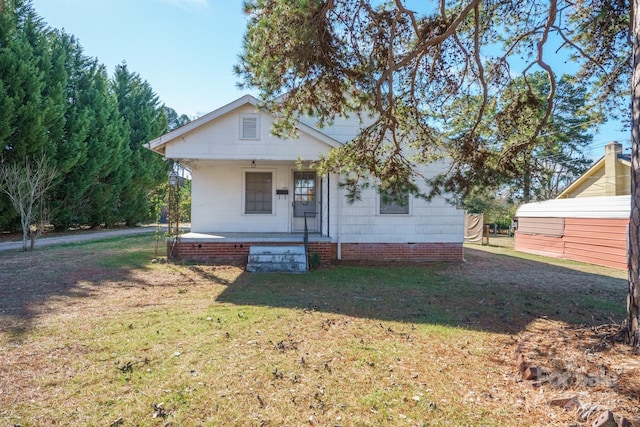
[{"left": 0, "top": 226, "right": 164, "bottom": 252}]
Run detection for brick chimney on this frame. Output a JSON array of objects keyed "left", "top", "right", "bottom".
[{"left": 604, "top": 141, "right": 623, "bottom": 196}]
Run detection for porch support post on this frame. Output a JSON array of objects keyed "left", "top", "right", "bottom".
[{"left": 337, "top": 174, "right": 342, "bottom": 260}]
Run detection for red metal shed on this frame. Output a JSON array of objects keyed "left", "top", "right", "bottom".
[{"left": 515, "top": 196, "right": 629, "bottom": 270}]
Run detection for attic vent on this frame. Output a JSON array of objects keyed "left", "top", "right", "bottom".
[{"left": 240, "top": 114, "right": 260, "bottom": 139}]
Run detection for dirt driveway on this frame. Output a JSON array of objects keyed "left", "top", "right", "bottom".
[{"left": 0, "top": 226, "right": 162, "bottom": 252}]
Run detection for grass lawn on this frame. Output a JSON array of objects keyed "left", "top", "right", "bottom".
[{"left": 0, "top": 235, "right": 638, "bottom": 426}]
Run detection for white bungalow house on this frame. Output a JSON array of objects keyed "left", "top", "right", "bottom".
[{"left": 146, "top": 95, "right": 464, "bottom": 268}]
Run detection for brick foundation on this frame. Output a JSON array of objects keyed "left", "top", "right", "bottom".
[
  {"left": 168, "top": 240, "right": 462, "bottom": 265},
  {"left": 339, "top": 242, "right": 463, "bottom": 262}
]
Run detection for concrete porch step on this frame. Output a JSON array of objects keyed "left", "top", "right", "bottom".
[{"left": 246, "top": 245, "right": 307, "bottom": 273}]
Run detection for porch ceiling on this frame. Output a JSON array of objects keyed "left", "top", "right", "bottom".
[
  {"left": 176, "top": 232, "right": 330, "bottom": 243},
  {"left": 173, "top": 159, "right": 308, "bottom": 169}
]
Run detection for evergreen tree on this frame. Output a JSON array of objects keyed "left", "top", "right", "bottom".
[
  {"left": 48, "top": 32, "right": 128, "bottom": 227},
  {"left": 111, "top": 63, "right": 167, "bottom": 225},
  {"left": 0, "top": 0, "right": 65, "bottom": 229},
  {"left": 164, "top": 106, "right": 191, "bottom": 131},
  {"left": 494, "top": 74, "right": 595, "bottom": 202},
  {"left": 1, "top": 1, "right": 181, "bottom": 230}
]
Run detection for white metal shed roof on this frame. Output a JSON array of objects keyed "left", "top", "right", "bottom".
[{"left": 515, "top": 195, "right": 630, "bottom": 219}]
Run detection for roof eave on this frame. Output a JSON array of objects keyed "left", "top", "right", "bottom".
[
  {"left": 146, "top": 94, "right": 342, "bottom": 156},
  {"left": 146, "top": 94, "right": 260, "bottom": 153},
  {"left": 556, "top": 157, "right": 604, "bottom": 198}
]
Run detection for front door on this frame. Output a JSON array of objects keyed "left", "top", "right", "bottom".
[{"left": 292, "top": 171, "right": 319, "bottom": 232}]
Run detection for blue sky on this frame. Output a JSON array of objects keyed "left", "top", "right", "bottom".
[
  {"left": 31, "top": 0, "right": 253, "bottom": 118},
  {"left": 31, "top": 0, "right": 629, "bottom": 159}
]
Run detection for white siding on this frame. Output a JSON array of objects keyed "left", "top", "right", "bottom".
[
  {"left": 297, "top": 113, "right": 376, "bottom": 143},
  {"left": 191, "top": 161, "right": 464, "bottom": 244},
  {"left": 191, "top": 162, "right": 295, "bottom": 233},
  {"left": 166, "top": 105, "right": 332, "bottom": 161},
  {"left": 330, "top": 161, "right": 464, "bottom": 244}
]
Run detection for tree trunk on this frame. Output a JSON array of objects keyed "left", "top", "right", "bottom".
[
  {"left": 20, "top": 209, "right": 29, "bottom": 252},
  {"left": 21, "top": 228, "right": 28, "bottom": 252},
  {"left": 627, "top": 0, "right": 640, "bottom": 352}
]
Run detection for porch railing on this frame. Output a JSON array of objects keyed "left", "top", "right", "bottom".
[{"left": 303, "top": 212, "right": 310, "bottom": 270}]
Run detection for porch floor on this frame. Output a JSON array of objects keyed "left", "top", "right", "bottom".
[{"left": 176, "top": 232, "right": 331, "bottom": 243}]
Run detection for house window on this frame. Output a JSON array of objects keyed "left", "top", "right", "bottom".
[
  {"left": 379, "top": 190, "right": 410, "bottom": 215},
  {"left": 240, "top": 114, "right": 260, "bottom": 139},
  {"left": 245, "top": 172, "right": 272, "bottom": 214}
]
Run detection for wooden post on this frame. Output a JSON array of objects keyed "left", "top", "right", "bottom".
[{"left": 483, "top": 225, "right": 490, "bottom": 246}]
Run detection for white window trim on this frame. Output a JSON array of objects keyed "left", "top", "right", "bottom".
[
  {"left": 239, "top": 113, "right": 261, "bottom": 140},
  {"left": 377, "top": 190, "right": 412, "bottom": 216},
  {"left": 242, "top": 168, "right": 276, "bottom": 215}
]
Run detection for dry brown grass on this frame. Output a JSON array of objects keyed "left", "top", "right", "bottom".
[{"left": 0, "top": 236, "right": 638, "bottom": 426}]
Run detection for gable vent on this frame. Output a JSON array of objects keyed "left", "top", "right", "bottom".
[{"left": 241, "top": 115, "right": 259, "bottom": 139}]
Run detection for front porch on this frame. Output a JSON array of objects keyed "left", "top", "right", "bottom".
[
  {"left": 167, "top": 231, "right": 464, "bottom": 267},
  {"left": 168, "top": 232, "right": 335, "bottom": 266}
]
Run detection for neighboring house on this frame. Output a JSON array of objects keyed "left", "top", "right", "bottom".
[
  {"left": 556, "top": 141, "right": 630, "bottom": 199},
  {"left": 146, "top": 95, "right": 464, "bottom": 267},
  {"left": 514, "top": 141, "right": 630, "bottom": 270}
]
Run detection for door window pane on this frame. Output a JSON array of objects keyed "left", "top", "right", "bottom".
[{"left": 294, "top": 172, "right": 316, "bottom": 202}]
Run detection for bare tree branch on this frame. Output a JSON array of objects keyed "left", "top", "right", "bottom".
[{"left": 0, "top": 157, "right": 57, "bottom": 251}]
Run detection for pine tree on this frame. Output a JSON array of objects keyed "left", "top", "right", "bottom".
[{"left": 236, "top": 0, "right": 638, "bottom": 349}]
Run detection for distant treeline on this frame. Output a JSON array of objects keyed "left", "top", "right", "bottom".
[{"left": 0, "top": 0, "right": 189, "bottom": 231}]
